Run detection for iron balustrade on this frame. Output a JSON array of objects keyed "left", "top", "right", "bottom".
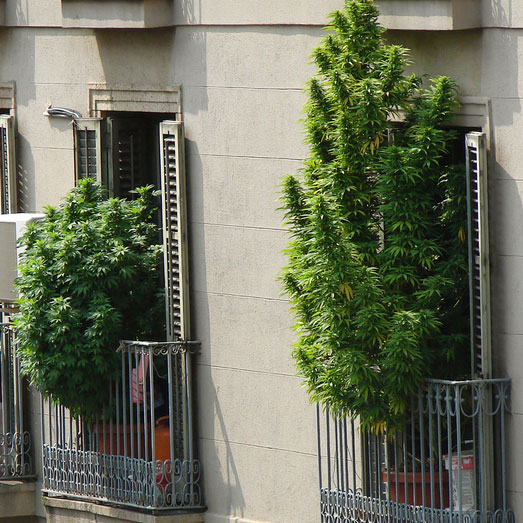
[
  {"left": 41, "top": 339, "right": 202, "bottom": 511},
  {"left": 317, "top": 378, "right": 513, "bottom": 522},
  {"left": 0, "top": 321, "right": 32, "bottom": 479}
]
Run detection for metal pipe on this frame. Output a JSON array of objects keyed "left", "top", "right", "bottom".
[
  {"left": 427, "top": 386, "right": 435, "bottom": 510},
  {"left": 456, "top": 384, "right": 463, "bottom": 518},
  {"left": 335, "top": 416, "right": 340, "bottom": 491},
  {"left": 122, "top": 349, "right": 127, "bottom": 458},
  {"left": 167, "top": 348, "right": 175, "bottom": 506},
  {"left": 343, "top": 417, "right": 348, "bottom": 496},
  {"left": 142, "top": 349, "right": 149, "bottom": 463},
  {"left": 446, "top": 385, "right": 453, "bottom": 520},
  {"left": 478, "top": 384, "right": 485, "bottom": 514},
  {"left": 419, "top": 389, "right": 426, "bottom": 510},
  {"left": 326, "top": 411, "right": 331, "bottom": 517},
  {"left": 500, "top": 383, "right": 507, "bottom": 511},
  {"left": 128, "top": 351, "right": 134, "bottom": 459},
  {"left": 109, "top": 381, "right": 113, "bottom": 456},
  {"left": 149, "top": 348, "right": 155, "bottom": 466},
  {"left": 351, "top": 418, "right": 356, "bottom": 498},
  {"left": 185, "top": 349, "right": 194, "bottom": 466},
  {"left": 116, "top": 380, "right": 120, "bottom": 456},
  {"left": 316, "top": 404, "right": 322, "bottom": 492},
  {"left": 1, "top": 326, "right": 8, "bottom": 436},
  {"left": 13, "top": 330, "right": 21, "bottom": 436}
]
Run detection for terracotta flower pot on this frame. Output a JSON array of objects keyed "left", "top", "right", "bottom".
[
  {"left": 381, "top": 469, "right": 450, "bottom": 509},
  {"left": 93, "top": 422, "right": 149, "bottom": 458}
]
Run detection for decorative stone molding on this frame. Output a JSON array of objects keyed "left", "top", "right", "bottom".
[
  {"left": 62, "top": 0, "right": 174, "bottom": 29},
  {"left": 0, "top": 82, "right": 15, "bottom": 112},
  {"left": 452, "top": 96, "right": 490, "bottom": 131},
  {"left": 376, "top": 0, "right": 481, "bottom": 31},
  {"left": 88, "top": 84, "right": 181, "bottom": 117},
  {"left": 389, "top": 97, "right": 490, "bottom": 134},
  {"left": 43, "top": 496, "right": 205, "bottom": 523}
]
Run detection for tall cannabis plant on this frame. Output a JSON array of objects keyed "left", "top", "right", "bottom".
[
  {"left": 282, "top": 0, "right": 469, "bottom": 431},
  {"left": 15, "top": 179, "right": 164, "bottom": 418}
]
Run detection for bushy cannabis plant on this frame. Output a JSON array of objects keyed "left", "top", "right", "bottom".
[
  {"left": 15, "top": 179, "right": 164, "bottom": 418},
  {"left": 282, "top": 0, "right": 469, "bottom": 431}
]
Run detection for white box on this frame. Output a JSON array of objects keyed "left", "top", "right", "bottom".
[
  {"left": 0, "top": 213, "right": 45, "bottom": 302},
  {"left": 445, "top": 452, "right": 476, "bottom": 512}
]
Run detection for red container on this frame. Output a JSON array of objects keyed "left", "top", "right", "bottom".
[
  {"left": 93, "top": 422, "right": 148, "bottom": 457},
  {"left": 155, "top": 416, "right": 171, "bottom": 490},
  {"left": 381, "top": 470, "right": 450, "bottom": 509},
  {"left": 155, "top": 416, "right": 171, "bottom": 461}
]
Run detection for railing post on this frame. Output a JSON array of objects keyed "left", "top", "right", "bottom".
[
  {"left": 480, "top": 382, "right": 495, "bottom": 512},
  {"left": 1, "top": 324, "right": 8, "bottom": 436}
]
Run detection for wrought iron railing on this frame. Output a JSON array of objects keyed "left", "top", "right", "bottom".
[
  {"left": 317, "top": 378, "right": 513, "bottom": 522},
  {"left": 0, "top": 321, "right": 32, "bottom": 479},
  {"left": 41, "top": 340, "right": 203, "bottom": 511}
]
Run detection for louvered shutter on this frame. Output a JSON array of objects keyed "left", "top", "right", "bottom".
[
  {"left": 159, "top": 121, "right": 190, "bottom": 342},
  {"left": 74, "top": 118, "right": 102, "bottom": 184},
  {"left": 0, "top": 115, "right": 16, "bottom": 214},
  {"left": 105, "top": 118, "right": 147, "bottom": 198},
  {"left": 466, "top": 132, "right": 491, "bottom": 378}
]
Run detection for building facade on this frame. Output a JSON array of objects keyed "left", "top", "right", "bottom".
[{"left": 0, "top": 0, "right": 519, "bottom": 522}]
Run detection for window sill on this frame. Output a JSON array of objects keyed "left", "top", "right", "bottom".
[{"left": 61, "top": 0, "right": 174, "bottom": 29}]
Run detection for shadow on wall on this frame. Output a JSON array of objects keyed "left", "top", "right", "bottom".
[
  {"left": 92, "top": 0, "right": 208, "bottom": 111},
  {"left": 487, "top": 0, "right": 522, "bottom": 377},
  {"left": 176, "top": 0, "right": 202, "bottom": 26},
  {"left": 386, "top": 30, "right": 483, "bottom": 97},
  {"left": 6, "top": 1, "right": 36, "bottom": 106},
  {"left": 185, "top": 139, "right": 246, "bottom": 518},
  {"left": 175, "top": 0, "right": 208, "bottom": 114},
  {"left": 94, "top": 28, "right": 176, "bottom": 90},
  {"left": 16, "top": 134, "right": 35, "bottom": 213},
  {"left": 200, "top": 366, "right": 247, "bottom": 519},
  {"left": 487, "top": 0, "right": 520, "bottom": 126},
  {"left": 4, "top": 4, "right": 37, "bottom": 212}
]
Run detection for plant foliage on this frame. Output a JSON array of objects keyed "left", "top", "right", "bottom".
[
  {"left": 281, "top": 0, "right": 469, "bottom": 431},
  {"left": 15, "top": 179, "right": 164, "bottom": 418}
]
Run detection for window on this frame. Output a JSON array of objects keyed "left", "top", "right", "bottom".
[
  {"left": 317, "top": 131, "right": 503, "bottom": 522},
  {"left": 73, "top": 115, "right": 189, "bottom": 342},
  {"left": 437, "top": 127, "right": 490, "bottom": 378}
]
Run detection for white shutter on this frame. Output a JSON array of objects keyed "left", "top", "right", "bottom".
[
  {"left": 74, "top": 118, "right": 102, "bottom": 184},
  {"left": 159, "top": 120, "right": 189, "bottom": 342},
  {"left": 0, "top": 115, "right": 16, "bottom": 214},
  {"left": 466, "top": 132, "right": 491, "bottom": 378}
]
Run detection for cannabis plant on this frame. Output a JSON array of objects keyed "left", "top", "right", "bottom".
[
  {"left": 282, "top": 0, "right": 469, "bottom": 431},
  {"left": 15, "top": 179, "right": 164, "bottom": 418}
]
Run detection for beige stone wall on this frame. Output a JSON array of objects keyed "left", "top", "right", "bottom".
[
  {"left": 6, "top": 0, "right": 523, "bottom": 521},
  {"left": 174, "top": 23, "right": 328, "bottom": 523}
]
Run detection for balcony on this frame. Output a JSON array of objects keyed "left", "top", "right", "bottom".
[
  {"left": 61, "top": 0, "right": 174, "bottom": 29},
  {"left": 41, "top": 340, "right": 203, "bottom": 517},
  {"left": 317, "top": 379, "right": 513, "bottom": 522},
  {"left": 376, "top": 0, "right": 481, "bottom": 31},
  {"left": 0, "top": 319, "right": 32, "bottom": 481}
]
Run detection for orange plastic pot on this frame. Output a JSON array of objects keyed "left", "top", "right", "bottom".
[{"left": 155, "top": 416, "right": 171, "bottom": 490}]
